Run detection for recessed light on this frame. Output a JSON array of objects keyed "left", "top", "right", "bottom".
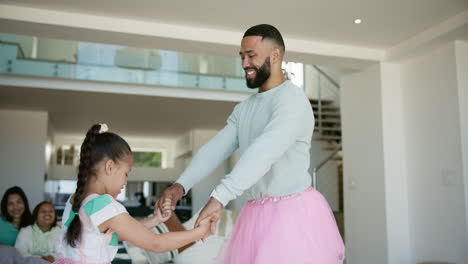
[{"left": 354, "top": 19, "right": 362, "bottom": 24}]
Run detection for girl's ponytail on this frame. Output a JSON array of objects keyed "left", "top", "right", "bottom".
[{"left": 65, "top": 124, "right": 100, "bottom": 247}]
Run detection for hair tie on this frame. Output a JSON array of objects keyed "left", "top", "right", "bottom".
[
  {"left": 99, "top": 123, "right": 109, "bottom": 134},
  {"left": 64, "top": 210, "right": 79, "bottom": 227}
]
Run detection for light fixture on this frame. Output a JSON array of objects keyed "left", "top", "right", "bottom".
[{"left": 354, "top": 18, "right": 362, "bottom": 24}]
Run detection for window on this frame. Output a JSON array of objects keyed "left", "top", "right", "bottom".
[{"left": 132, "top": 151, "right": 162, "bottom": 168}]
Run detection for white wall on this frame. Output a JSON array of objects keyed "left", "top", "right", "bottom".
[
  {"left": 455, "top": 41, "right": 468, "bottom": 252},
  {"left": 0, "top": 109, "right": 48, "bottom": 208},
  {"left": 37, "top": 38, "right": 77, "bottom": 63},
  {"left": 341, "top": 41, "right": 468, "bottom": 264},
  {"left": 401, "top": 42, "right": 467, "bottom": 264},
  {"left": 380, "top": 63, "right": 411, "bottom": 263},
  {"left": 45, "top": 117, "right": 54, "bottom": 179},
  {"left": 309, "top": 138, "right": 340, "bottom": 211},
  {"left": 174, "top": 132, "right": 192, "bottom": 158},
  {"left": 341, "top": 64, "right": 388, "bottom": 264}
]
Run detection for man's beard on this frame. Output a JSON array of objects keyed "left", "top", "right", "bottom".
[{"left": 245, "top": 56, "right": 271, "bottom": 89}]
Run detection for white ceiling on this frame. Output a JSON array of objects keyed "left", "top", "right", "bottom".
[
  {"left": 0, "top": 85, "right": 236, "bottom": 138},
  {"left": 0, "top": 0, "right": 466, "bottom": 49}
]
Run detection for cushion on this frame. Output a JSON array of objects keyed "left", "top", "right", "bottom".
[
  {"left": 142, "top": 209, "right": 239, "bottom": 264},
  {"left": 142, "top": 222, "right": 176, "bottom": 264},
  {"left": 142, "top": 213, "right": 195, "bottom": 264}
]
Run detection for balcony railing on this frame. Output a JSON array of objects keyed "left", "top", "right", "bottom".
[
  {"left": 0, "top": 32, "right": 306, "bottom": 93},
  {"left": 0, "top": 41, "right": 254, "bottom": 93}
]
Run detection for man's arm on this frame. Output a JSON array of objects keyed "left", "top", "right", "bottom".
[
  {"left": 176, "top": 122, "right": 239, "bottom": 193},
  {"left": 156, "top": 104, "right": 240, "bottom": 214},
  {"left": 211, "top": 94, "right": 313, "bottom": 206}
]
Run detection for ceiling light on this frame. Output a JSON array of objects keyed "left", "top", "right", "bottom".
[{"left": 354, "top": 19, "right": 362, "bottom": 24}]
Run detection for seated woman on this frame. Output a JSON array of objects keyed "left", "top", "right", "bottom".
[
  {"left": 15, "top": 201, "right": 61, "bottom": 263},
  {"left": 0, "top": 186, "right": 33, "bottom": 246}
]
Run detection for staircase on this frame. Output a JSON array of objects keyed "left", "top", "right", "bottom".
[
  {"left": 310, "top": 97, "right": 343, "bottom": 202},
  {"left": 310, "top": 98, "right": 345, "bottom": 240},
  {"left": 311, "top": 98, "right": 342, "bottom": 144}
]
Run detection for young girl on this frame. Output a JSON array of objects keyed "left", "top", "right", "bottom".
[
  {"left": 15, "top": 201, "right": 61, "bottom": 262},
  {"left": 55, "top": 124, "right": 212, "bottom": 264}
]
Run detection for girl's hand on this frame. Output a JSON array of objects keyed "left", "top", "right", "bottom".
[
  {"left": 155, "top": 198, "right": 172, "bottom": 222},
  {"left": 196, "top": 215, "right": 214, "bottom": 239}
]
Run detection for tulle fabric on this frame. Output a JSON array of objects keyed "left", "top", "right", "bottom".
[{"left": 216, "top": 187, "right": 345, "bottom": 264}]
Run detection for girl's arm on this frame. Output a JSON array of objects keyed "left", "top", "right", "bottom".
[
  {"left": 139, "top": 216, "right": 160, "bottom": 229},
  {"left": 101, "top": 213, "right": 211, "bottom": 253}
]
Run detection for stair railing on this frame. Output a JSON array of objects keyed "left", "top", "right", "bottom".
[
  {"left": 312, "top": 144, "right": 342, "bottom": 190},
  {"left": 317, "top": 72, "right": 322, "bottom": 134},
  {"left": 313, "top": 65, "right": 340, "bottom": 138}
]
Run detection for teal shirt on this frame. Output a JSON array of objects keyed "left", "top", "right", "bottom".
[{"left": 0, "top": 215, "right": 19, "bottom": 246}]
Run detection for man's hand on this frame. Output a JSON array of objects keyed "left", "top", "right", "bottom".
[
  {"left": 194, "top": 197, "right": 223, "bottom": 235},
  {"left": 154, "top": 198, "right": 172, "bottom": 223},
  {"left": 41, "top": 255, "right": 55, "bottom": 263},
  {"left": 155, "top": 183, "right": 185, "bottom": 217}
]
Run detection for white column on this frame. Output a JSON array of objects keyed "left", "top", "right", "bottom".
[
  {"left": 380, "top": 63, "right": 411, "bottom": 264},
  {"left": 455, "top": 40, "right": 468, "bottom": 258},
  {"left": 400, "top": 42, "right": 466, "bottom": 264},
  {"left": 0, "top": 109, "right": 48, "bottom": 208},
  {"left": 341, "top": 64, "right": 388, "bottom": 264}
]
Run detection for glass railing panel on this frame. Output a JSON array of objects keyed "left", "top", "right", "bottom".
[
  {"left": 225, "top": 77, "right": 249, "bottom": 92},
  {"left": 0, "top": 32, "right": 305, "bottom": 94},
  {"left": 0, "top": 44, "right": 17, "bottom": 72},
  {"left": 198, "top": 75, "right": 224, "bottom": 90},
  {"left": 11, "top": 59, "right": 61, "bottom": 78},
  {"left": 177, "top": 73, "right": 200, "bottom": 89}
]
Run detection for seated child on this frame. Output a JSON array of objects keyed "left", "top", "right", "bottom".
[
  {"left": 54, "top": 124, "right": 212, "bottom": 264},
  {"left": 15, "top": 201, "right": 61, "bottom": 262}
]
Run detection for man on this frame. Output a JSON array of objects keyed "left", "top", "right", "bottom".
[{"left": 157, "top": 24, "right": 344, "bottom": 263}]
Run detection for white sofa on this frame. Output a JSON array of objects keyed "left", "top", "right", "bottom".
[{"left": 125, "top": 209, "right": 239, "bottom": 264}]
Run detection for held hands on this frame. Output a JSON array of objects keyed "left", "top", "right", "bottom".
[
  {"left": 137, "top": 199, "right": 171, "bottom": 229},
  {"left": 196, "top": 214, "right": 215, "bottom": 239},
  {"left": 154, "top": 198, "right": 172, "bottom": 223},
  {"left": 155, "top": 183, "right": 185, "bottom": 217},
  {"left": 194, "top": 197, "right": 223, "bottom": 236}
]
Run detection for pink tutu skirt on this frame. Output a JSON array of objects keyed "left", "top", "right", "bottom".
[
  {"left": 53, "top": 259, "right": 110, "bottom": 264},
  {"left": 216, "top": 187, "right": 345, "bottom": 264}
]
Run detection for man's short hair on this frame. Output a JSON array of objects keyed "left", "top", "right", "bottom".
[{"left": 243, "top": 24, "right": 285, "bottom": 55}]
